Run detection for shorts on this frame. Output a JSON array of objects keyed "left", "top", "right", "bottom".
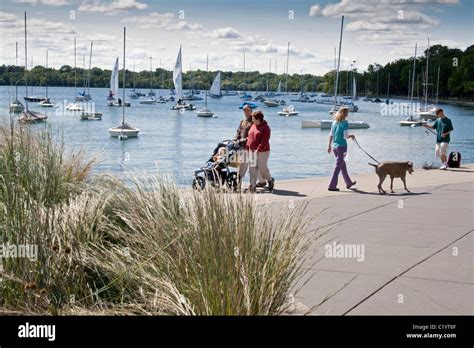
[{"left": 435, "top": 142, "right": 449, "bottom": 158}]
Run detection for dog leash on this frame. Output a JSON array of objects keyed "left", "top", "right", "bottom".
[{"left": 352, "top": 138, "right": 380, "bottom": 164}]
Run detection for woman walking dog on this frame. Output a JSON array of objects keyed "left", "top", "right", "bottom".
[{"left": 327, "top": 107, "right": 357, "bottom": 191}]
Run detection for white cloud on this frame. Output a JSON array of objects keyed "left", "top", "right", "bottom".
[
  {"left": 12, "top": 0, "right": 71, "bottom": 5},
  {"left": 309, "top": 5, "right": 321, "bottom": 17},
  {"left": 122, "top": 12, "right": 174, "bottom": 28},
  {"left": 209, "top": 27, "right": 242, "bottom": 39},
  {"left": 78, "top": 0, "right": 147, "bottom": 15},
  {"left": 167, "top": 21, "right": 203, "bottom": 31}
]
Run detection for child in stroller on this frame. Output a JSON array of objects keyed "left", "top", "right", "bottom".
[{"left": 193, "top": 139, "right": 241, "bottom": 191}]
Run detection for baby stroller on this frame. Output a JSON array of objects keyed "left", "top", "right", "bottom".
[{"left": 193, "top": 139, "right": 241, "bottom": 191}]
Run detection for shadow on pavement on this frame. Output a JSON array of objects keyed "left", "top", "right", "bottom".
[{"left": 349, "top": 188, "right": 432, "bottom": 196}]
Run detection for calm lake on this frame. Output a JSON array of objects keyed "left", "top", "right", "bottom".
[{"left": 1, "top": 86, "right": 473, "bottom": 186}]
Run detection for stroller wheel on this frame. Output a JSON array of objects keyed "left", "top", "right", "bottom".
[
  {"left": 192, "top": 176, "right": 205, "bottom": 190},
  {"left": 225, "top": 172, "right": 239, "bottom": 192}
]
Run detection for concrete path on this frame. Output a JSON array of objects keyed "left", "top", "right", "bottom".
[{"left": 259, "top": 164, "right": 474, "bottom": 315}]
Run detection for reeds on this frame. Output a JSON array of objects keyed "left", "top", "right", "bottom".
[{"left": 0, "top": 123, "right": 316, "bottom": 315}]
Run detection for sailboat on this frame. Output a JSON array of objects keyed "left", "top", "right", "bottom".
[
  {"left": 108, "top": 57, "right": 130, "bottom": 107},
  {"left": 109, "top": 27, "right": 139, "bottom": 139},
  {"left": 172, "top": 46, "right": 195, "bottom": 111},
  {"left": 39, "top": 51, "right": 54, "bottom": 107},
  {"left": 77, "top": 42, "right": 93, "bottom": 101},
  {"left": 417, "top": 39, "right": 437, "bottom": 120},
  {"left": 66, "top": 38, "right": 85, "bottom": 111},
  {"left": 10, "top": 42, "right": 25, "bottom": 113},
  {"left": 139, "top": 57, "right": 157, "bottom": 104},
  {"left": 209, "top": 71, "right": 222, "bottom": 98},
  {"left": 303, "top": 16, "right": 367, "bottom": 128},
  {"left": 19, "top": 12, "right": 47, "bottom": 124},
  {"left": 399, "top": 43, "right": 428, "bottom": 127},
  {"left": 197, "top": 54, "right": 214, "bottom": 117},
  {"left": 329, "top": 20, "right": 359, "bottom": 114},
  {"left": 107, "top": 57, "right": 118, "bottom": 101}
]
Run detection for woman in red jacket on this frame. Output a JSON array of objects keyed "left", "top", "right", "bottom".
[{"left": 247, "top": 111, "right": 275, "bottom": 192}]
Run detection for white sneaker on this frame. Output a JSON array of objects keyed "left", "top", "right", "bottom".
[{"left": 439, "top": 165, "right": 447, "bottom": 170}]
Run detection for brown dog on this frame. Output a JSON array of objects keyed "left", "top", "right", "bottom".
[{"left": 369, "top": 161, "right": 414, "bottom": 194}]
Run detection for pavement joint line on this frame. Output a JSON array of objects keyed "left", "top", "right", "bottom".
[
  {"left": 317, "top": 184, "right": 448, "bottom": 231},
  {"left": 342, "top": 228, "right": 474, "bottom": 316},
  {"left": 401, "top": 275, "right": 474, "bottom": 286}
]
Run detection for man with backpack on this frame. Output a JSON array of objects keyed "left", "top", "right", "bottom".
[{"left": 423, "top": 108, "right": 454, "bottom": 170}]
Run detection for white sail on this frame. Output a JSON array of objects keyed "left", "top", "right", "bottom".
[
  {"left": 277, "top": 81, "right": 282, "bottom": 93},
  {"left": 110, "top": 57, "right": 119, "bottom": 97},
  {"left": 173, "top": 47, "right": 183, "bottom": 99},
  {"left": 210, "top": 71, "right": 221, "bottom": 96},
  {"left": 352, "top": 76, "right": 356, "bottom": 99}
]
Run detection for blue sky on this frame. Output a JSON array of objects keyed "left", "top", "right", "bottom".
[{"left": 0, "top": 0, "right": 472, "bottom": 75}]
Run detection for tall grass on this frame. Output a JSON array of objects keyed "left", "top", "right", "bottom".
[{"left": 0, "top": 124, "right": 316, "bottom": 315}]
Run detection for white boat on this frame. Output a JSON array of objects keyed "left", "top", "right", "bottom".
[
  {"left": 139, "top": 97, "right": 156, "bottom": 105},
  {"left": 19, "top": 12, "right": 47, "bottom": 124},
  {"left": 66, "top": 102, "right": 84, "bottom": 111},
  {"left": 9, "top": 98, "right": 24, "bottom": 113},
  {"left": 197, "top": 107, "right": 214, "bottom": 117},
  {"left": 209, "top": 71, "right": 222, "bottom": 98},
  {"left": 398, "top": 117, "right": 428, "bottom": 127},
  {"left": 302, "top": 120, "right": 370, "bottom": 129},
  {"left": 278, "top": 105, "right": 298, "bottom": 116},
  {"left": 264, "top": 99, "right": 279, "bottom": 107},
  {"left": 81, "top": 111, "right": 102, "bottom": 120},
  {"left": 156, "top": 96, "right": 167, "bottom": 103},
  {"left": 38, "top": 98, "right": 54, "bottom": 107},
  {"left": 172, "top": 102, "right": 196, "bottom": 111},
  {"left": 418, "top": 106, "right": 437, "bottom": 120},
  {"left": 330, "top": 102, "right": 358, "bottom": 114},
  {"left": 109, "top": 27, "right": 139, "bottom": 139},
  {"left": 39, "top": 51, "right": 54, "bottom": 107},
  {"left": 197, "top": 54, "right": 214, "bottom": 117}
]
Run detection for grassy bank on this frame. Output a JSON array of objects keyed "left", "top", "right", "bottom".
[{"left": 0, "top": 124, "right": 316, "bottom": 315}]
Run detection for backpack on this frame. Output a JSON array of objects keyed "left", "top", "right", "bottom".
[{"left": 448, "top": 151, "right": 461, "bottom": 168}]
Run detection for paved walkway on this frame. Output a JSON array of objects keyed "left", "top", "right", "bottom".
[{"left": 260, "top": 164, "right": 474, "bottom": 315}]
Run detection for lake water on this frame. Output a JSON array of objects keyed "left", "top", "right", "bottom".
[{"left": 1, "top": 86, "right": 473, "bottom": 186}]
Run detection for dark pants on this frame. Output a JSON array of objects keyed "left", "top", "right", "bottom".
[{"left": 329, "top": 146, "right": 352, "bottom": 189}]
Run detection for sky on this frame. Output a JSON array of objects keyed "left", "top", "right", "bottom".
[{"left": 0, "top": 0, "right": 472, "bottom": 75}]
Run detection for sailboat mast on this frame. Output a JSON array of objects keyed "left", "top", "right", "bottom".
[
  {"left": 267, "top": 59, "right": 270, "bottom": 93},
  {"left": 285, "top": 42, "right": 290, "bottom": 93},
  {"left": 424, "top": 38, "right": 430, "bottom": 107},
  {"left": 24, "top": 12, "right": 28, "bottom": 111},
  {"left": 435, "top": 65, "right": 440, "bottom": 106},
  {"left": 410, "top": 44, "right": 417, "bottom": 109},
  {"left": 243, "top": 51, "right": 246, "bottom": 92},
  {"left": 87, "top": 41, "right": 93, "bottom": 95},
  {"left": 387, "top": 72, "right": 390, "bottom": 100},
  {"left": 205, "top": 53, "right": 208, "bottom": 108},
  {"left": 122, "top": 27, "right": 126, "bottom": 125},
  {"left": 149, "top": 56, "right": 153, "bottom": 92},
  {"left": 334, "top": 15, "right": 344, "bottom": 106},
  {"left": 15, "top": 42, "right": 18, "bottom": 66},
  {"left": 45, "top": 50, "right": 48, "bottom": 98},
  {"left": 74, "top": 38, "right": 77, "bottom": 98}
]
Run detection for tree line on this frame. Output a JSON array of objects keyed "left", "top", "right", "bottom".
[{"left": 0, "top": 44, "right": 472, "bottom": 98}]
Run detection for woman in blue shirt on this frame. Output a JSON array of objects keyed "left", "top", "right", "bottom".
[{"left": 327, "top": 107, "right": 357, "bottom": 191}]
